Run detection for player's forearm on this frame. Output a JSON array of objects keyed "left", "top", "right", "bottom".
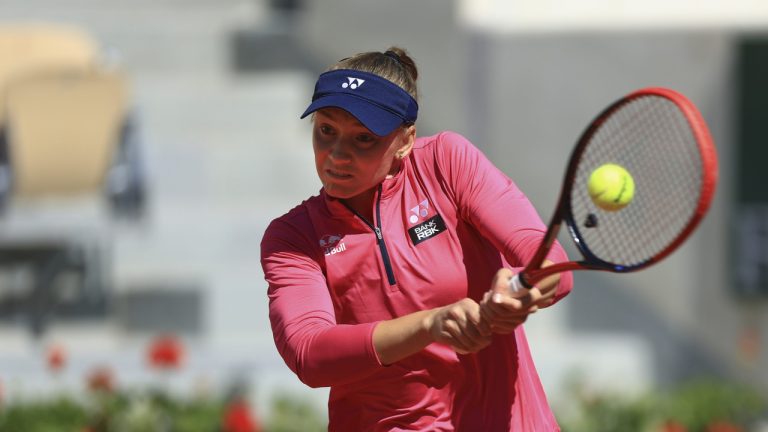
[
  {"left": 374, "top": 299, "right": 492, "bottom": 364},
  {"left": 280, "top": 322, "right": 382, "bottom": 388},
  {"left": 372, "top": 309, "right": 435, "bottom": 365}
]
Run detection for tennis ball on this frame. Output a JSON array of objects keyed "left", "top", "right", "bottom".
[{"left": 588, "top": 163, "right": 635, "bottom": 211}]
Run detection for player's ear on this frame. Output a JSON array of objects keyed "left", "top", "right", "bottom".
[{"left": 396, "top": 124, "right": 416, "bottom": 159}]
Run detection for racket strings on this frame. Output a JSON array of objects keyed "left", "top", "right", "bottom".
[{"left": 570, "top": 96, "right": 704, "bottom": 267}]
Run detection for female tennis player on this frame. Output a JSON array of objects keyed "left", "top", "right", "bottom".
[{"left": 260, "top": 46, "right": 573, "bottom": 431}]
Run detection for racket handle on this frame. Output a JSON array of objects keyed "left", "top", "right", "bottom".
[{"left": 508, "top": 274, "right": 527, "bottom": 294}]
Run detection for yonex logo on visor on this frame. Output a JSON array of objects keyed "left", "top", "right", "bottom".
[{"left": 300, "top": 69, "right": 419, "bottom": 136}]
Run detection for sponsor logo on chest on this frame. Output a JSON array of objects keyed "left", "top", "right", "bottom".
[
  {"left": 319, "top": 234, "right": 347, "bottom": 256},
  {"left": 409, "top": 199, "right": 430, "bottom": 224},
  {"left": 408, "top": 214, "right": 447, "bottom": 245}
]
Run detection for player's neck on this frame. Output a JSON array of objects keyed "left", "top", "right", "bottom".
[{"left": 342, "top": 189, "right": 376, "bottom": 223}]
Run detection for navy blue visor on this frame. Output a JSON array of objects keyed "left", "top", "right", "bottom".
[{"left": 300, "top": 69, "right": 418, "bottom": 136}]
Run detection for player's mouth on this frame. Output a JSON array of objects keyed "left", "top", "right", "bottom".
[{"left": 326, "top": 169, "right": 353, "bottom": 180}]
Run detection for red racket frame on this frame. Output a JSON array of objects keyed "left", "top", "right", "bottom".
[{"left": 518, "top": 87, "right": 719, "bottom": 288}]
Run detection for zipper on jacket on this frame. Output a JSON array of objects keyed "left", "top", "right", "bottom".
[{"left": 343, "top": 185, "right": 397, "bottom": 286}]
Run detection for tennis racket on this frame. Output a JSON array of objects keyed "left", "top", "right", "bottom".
[{"left": 510, "top": 87, "right": 718, "bottom": 292}]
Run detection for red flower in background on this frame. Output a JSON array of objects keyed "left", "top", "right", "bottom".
[
  {"left": 47, "top": 344, "right": 66, "bottom": 372},
  {"left": 147, "top": 334, "right": 184, "bottom": 370},
  {"left": 706, "top": 421, "right": 743, "bottom": 432},
  {"left": 223, "top": 398, "right": 262, "bottom": 432},
  {"left": 659, "top": 421, "right": 688, "bottom": 432},
  {"left": 86, "top": 366, "right": 114, "bottom": 393}
]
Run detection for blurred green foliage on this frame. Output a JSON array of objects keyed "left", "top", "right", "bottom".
[
  {"left": 0, "top": 396, "right": 87, "bottom": 432},
  {"left": 0, "top": 390, "right": 326, "bottom": 432},
  {"left": 558, "top": 377, "right": 767, "bottom": 432},
  {"left": 658, "top": 380, "right": 766, "bottom": 431},
  {"left": 0, "top": 391, "right": 225, "bottom": 432},
  {"left": 266, "top": 392, "right": 326, "bottom": 432},
  {"left": 2, "top": 377, "right": 762, "bottom": 432}
]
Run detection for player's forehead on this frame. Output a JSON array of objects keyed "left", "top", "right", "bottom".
[{"left": 315, "top": 108, "right": 369, "bottom": 130}]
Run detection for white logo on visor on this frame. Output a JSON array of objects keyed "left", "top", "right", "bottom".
[{"left": 342, "top": 77, "right": 365, "bottom": 90}]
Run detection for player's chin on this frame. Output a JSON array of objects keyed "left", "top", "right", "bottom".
[{"left": 323, "top": 184, "right": 359, "bottom": 200}]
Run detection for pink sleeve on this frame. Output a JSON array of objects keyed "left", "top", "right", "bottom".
[
  {"left": 261, "top": 219, "right": 383, "bottom": 388},
  {"left": 436, "top": 132, "right": 573, "bottom": 302}
]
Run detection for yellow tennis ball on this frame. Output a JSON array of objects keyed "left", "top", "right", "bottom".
[{"left": 588, "top": 163, "right": 635, "bottom": 211}]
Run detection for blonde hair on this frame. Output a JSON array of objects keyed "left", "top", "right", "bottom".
[{"left": 328, "top": 46, "right": 419, "bottom": 101}]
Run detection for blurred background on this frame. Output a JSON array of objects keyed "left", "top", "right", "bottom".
[{"left": 0, "top": 0, "right": 767, "bottom": 430}]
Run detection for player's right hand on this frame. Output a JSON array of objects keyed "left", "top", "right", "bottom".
[{"left": 479, "top": 268, "right": 542, "bottom": 334}]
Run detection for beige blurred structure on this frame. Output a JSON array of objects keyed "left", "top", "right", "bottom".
[
  {"left": 0, "top": 23, "right": 99, "bottom": 129},
  {"left": 7, "top": 69, "right": 128, "bottom": 196}
]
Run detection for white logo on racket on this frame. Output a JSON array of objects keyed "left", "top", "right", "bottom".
[
  {"left": 341, "top": 77, "right": 365, "bottom": 90},
  {"left": 409, "top": 200, "right": 429, "bottom": 224}
]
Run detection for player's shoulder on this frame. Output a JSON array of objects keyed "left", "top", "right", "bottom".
[
  {"left": 412, "top": 131, "right": 478, "bottom": 163},
  {"left": 414, "top": 130, "right": 472, "bottom": 150},
  {"left": 413, "top": 131, "right": 474, "bottom": 156},
  {"left": 262, "top": 194, "right": 323, "bottom": 248}
]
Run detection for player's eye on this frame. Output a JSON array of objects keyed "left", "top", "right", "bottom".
[
  {"left": 355, "top": 133, "right": 376, "bottom": 148},
  {"left": 318, "top": 124, "right": 335, "bottom": 135}
]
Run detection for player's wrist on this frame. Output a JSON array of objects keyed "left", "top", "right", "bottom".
[{"left": 421, "top": 308, "right": 439, "bottom": 343}]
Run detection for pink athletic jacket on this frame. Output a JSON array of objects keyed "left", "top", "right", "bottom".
[{"left": 261, "top": 131, "right": 573, "bottom": 431}]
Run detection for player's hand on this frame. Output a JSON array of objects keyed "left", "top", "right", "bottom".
[
  {"left": 479, "top": 268, "right": 542, "bottom": 334},
  {"left": 426, "top": 298, "right": 492, "bottom": 354}
]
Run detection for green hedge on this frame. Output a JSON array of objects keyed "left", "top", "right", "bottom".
[
  {"left": 558, "top": 378, "right": 766, "bottom": 432},
  {"left": 0, "top": 390, "right": 325, "bottom": 432},
  {"left": 0, "top": 378, "right": 763, "bottom": 431}
]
